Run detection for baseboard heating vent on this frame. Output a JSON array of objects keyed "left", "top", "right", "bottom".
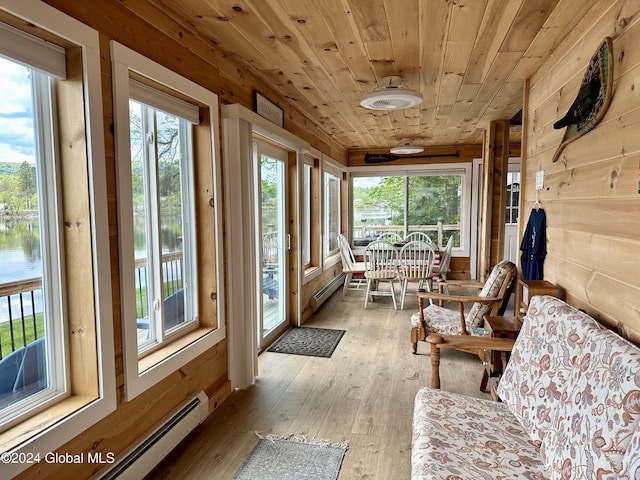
[
  {"left": 311, "top": 272, "right": 345, "bottom": 312},
  {"left": 94, "top": 391, "right": 209, "bottom": 480}
]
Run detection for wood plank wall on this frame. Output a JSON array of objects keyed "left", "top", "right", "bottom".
[{"left": 523, "top": 0, "right": 640, "bottom": 340}]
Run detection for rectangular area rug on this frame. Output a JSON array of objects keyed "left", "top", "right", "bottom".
[
  {"left": 266, "top": 327, "right": 345, "bottom": 358},
  {"left": 232, "top": 433, "right": 349, "bottom": 480}
]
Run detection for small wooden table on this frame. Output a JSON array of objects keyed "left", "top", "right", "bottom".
[{"left": 480, "top": 315, "right": 522, "bottom": 392}]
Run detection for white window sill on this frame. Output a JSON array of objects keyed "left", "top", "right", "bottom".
[
  {"left": 323, "top": 252, "right": 341, "bottom": 270},
  {"left": 303, "top": 266, "right": 322, "bottom": 284}
]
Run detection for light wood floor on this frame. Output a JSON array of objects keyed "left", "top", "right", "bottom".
[{"left": 147, "top": 287, "right": 491, "bottom": 479}]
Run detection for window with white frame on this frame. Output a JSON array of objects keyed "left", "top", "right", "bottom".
[
  {"left": 0, "top": 7, "right": 115, "bottom": 469},
  {"left": 128, "top": 91, "right": 198, "bottom": 356},
  {"left": 351, "top": 167, "right": 470, "bottom": 252},
  {"left": 505, "top": 171, "right": 520, "bottom": 225},
  {"left": 0, "top": 51, "right": 67, "bottom": 431},
  {"left": 112, "top": 41, "right": 225, "bottom": 401},
  {"left": 323, "top": 170, "right": 341, "bottom": 258},
  {"left": 301, "top": 153, "right": 322, "bottom": 273},
  {"left": 302, "top": 162, "right": 312, "bottom": 267}
]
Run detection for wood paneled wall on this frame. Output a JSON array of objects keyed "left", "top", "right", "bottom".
[{"left": 523, "top": 0, "right": 640, "bottom": 339}]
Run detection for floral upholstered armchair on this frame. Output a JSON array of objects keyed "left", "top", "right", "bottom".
[{"left": 410, "top": 260, "right": 516, "bottom": 354}]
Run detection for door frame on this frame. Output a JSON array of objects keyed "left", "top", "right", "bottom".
[{"left": 221, "top": 104, "right": 309, "bottom": 389}]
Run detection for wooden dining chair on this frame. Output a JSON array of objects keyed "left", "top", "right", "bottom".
[
  {"left": 403, "top": 232, "right": 433, "bottom": 244},
  {"left": 376, "top": 232, "right": 403, "bottom": 244},
  {"left": 432, "top": 234, "right": 454, "bottom": 282},
  {"left": 337, "top": 234, "right": 366, "bottom": 297},
  {"left": 398, "top": 240, "right": 435, "bottom": 310},
  {"left": 364, "top": 240, "right": 399, "bottom": 309}
]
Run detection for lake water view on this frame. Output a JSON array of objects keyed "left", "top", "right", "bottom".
[
  {"left": 0, "top": 216, "right": 184, "bottom": 324},
  {"left": 0, "top": 218, "right": 43, "bottom": 324}
]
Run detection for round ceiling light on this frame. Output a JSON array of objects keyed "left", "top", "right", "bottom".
[
  {"left": 390, "top": 138, "right": 424, "bottom": 155},
  {"left": 360, "top": 76, "right": 423, "bottom": 110}
]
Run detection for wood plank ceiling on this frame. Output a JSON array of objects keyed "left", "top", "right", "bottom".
[{"left": 140, "top": 0, "right": 600, "bottom": 151}]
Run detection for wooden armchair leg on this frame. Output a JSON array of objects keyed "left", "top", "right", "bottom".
[
  {"left": 410, "top": 327, "right": 420, "bottom": 354},
  {"left": 426, "top": 335, "right": 444, "bottom": 389},
  {"left": 480, "top": 367, "right": 490, "bottom": 393},
  {"left": 429, "top": 343, "right": 441, "bottom": 389}
]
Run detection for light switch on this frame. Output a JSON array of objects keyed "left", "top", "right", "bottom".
[{"left": 536, "top": 170, "right": 544, "bottom": 190}]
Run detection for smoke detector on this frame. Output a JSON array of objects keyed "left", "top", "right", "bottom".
[
  {"left": 390, "top": 138, "right": 424, "bottom": 155},
  {"left": 360, "top": 76, "right": 423, "bottom": 110}
]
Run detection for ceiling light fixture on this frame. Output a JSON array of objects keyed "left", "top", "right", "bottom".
[
  {"left": 360, "top": 76, "right": 423, "bottom": 110},
  {"left": 390, "top": 138, "right": 424, "bottom": 155}
]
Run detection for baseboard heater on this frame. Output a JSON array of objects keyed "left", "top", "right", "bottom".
[
  {"left": 93, "top": 391, "right": 209, "bottom": 480},
  {"left": 311, "top": 272, "right": 345, "bottom": 312}
]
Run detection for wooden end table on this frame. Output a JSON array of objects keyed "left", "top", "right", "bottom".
[{"left": 480, "top": 315, "right": 522, "bottom": 392}]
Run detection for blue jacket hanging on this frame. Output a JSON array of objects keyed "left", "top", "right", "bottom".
[{"left": 520, "top": 208, "right": 547, "bottom": 280}]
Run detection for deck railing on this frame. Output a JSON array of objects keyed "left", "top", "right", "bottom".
[
  {"left": 353, "top": 221, "right": 460, "bottom": 248},
  {"left": 0, "top": 277, "right": 43, "bottom": 359},
  {"left": 134, "top": 251, "right": 183, "bottom": 319},
  {"left": 0, "top": 251, "right": 184, "bottom": 359}
]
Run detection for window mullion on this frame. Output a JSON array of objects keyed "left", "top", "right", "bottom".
[
  {"left": 32, "top": 73, "right": 66, "bottom": 393},
  {"left": 144, "top": 108, "right": 164, "bottom": 344},
  {"left": 404, "top": 176, "right": 409, "bottom": 238},
  {"left": 179, "top": 122, "right": 194, "bottom": 323},
  {"left": 152, "top": 111, "right": 166, "bottom": 343}
]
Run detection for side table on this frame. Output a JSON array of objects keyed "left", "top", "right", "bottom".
[{"left": 480, "top": 315, "right": 522, "bottom": 392}]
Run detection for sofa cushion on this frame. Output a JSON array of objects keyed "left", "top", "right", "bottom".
[
  {"left": 497, "top": 296, "right": 603, "bottom": 444},
  {"left": 412, "top": 386, "right": 547, "bottom": 480},
  {"left": 541, "top": 326, "right": 640, "bottom": 478}
]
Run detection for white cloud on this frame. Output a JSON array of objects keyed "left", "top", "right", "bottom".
[{"left": 0, "top": 56, "right": 35, "bottom": 164}]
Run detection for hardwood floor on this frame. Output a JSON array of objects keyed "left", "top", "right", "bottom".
[{"left": 147, "top": 287, "right": 491, "bottom": 479}]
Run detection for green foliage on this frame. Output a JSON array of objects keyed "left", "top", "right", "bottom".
[
  {"left": 0, "top": 161, "right": 38, "bottom": 214},
  {"left": 260, "top": 157, "right": 280, "bottom": 232},
  {"left": 408, "top": 175, "right": 461, "bottom": 225},
  {"left": 0, "top": 163, "right": 22, "bottom": 176},
  {"left": 353, "top": 174, "right": 462, "bottom": 231}
]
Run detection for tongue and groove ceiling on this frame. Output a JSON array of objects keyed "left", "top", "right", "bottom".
[{"left": 101, "top": 0, "right": 603, "bottom": 150}]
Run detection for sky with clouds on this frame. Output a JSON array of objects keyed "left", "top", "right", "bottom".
[{"left": 0, "top": 56, "right": 35, "bottom": 165}]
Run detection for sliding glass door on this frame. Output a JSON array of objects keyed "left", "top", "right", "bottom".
[{"left": 254, "top": 140, "right": 288, "bottom": 348}]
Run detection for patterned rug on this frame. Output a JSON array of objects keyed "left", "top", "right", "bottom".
[
  {"left": 267, "top": 327, "right": 345, "bottom": 358},
  {"left": 232, "top": 433, "right": 348, "bottom": 480}
]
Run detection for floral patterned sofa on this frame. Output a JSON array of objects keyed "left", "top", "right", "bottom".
[{"left": 411, "top": 295, "right": 640, "bottom": 479}]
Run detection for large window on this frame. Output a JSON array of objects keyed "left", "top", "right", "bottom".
[
  {"left": 128, "top": 98, "right": 197, "bottom": 356},
  {"left": 0, "top": 55, "right": 65, "bottom": 430},
  {"left": 0, "top": 6, "right": 115, "bottom": 474},
  {"left": 323, "top": 171, "right": 341, "bottom": 259},
  {"left": 352, "top": 171, "right": 467, "bottom": 250},
  {"left": 112, "top": 42, "right": 224, "bottom": 400}
]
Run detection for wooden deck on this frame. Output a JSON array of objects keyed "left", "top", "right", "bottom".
[{"left": 147, "top": 287, "right": 491, "bottom": 479}]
